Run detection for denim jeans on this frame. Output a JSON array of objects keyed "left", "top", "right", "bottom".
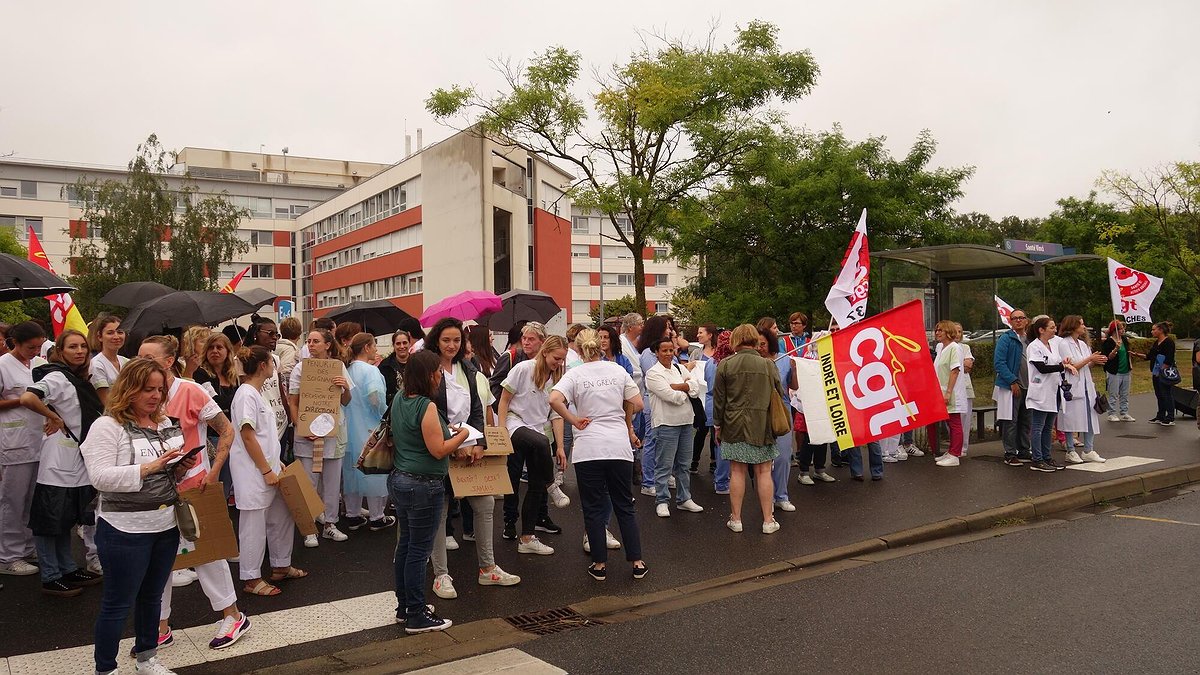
[
  {"left": 576, "top": 460, "right": 642, "bottom": 564},
  {"left": 772, "top": 432, "right": 792, "bottom": 501},
  {"left": 1106, "top": 372, "right": 1131, "bottom": 415},
  {"left": 653, "top": 424, "right": 693, "bottom": 504},
  {"left": 34, "top": 532, "right": 76, "bottom": 583},
  {"left": 899, "top": 429, "right": 914, "bottom": 445},
  {"left": 1029, "top": 410, "right": 1057, "bottom": 462},
  {"left": 1001, "top": 387, "right": 1033, "bottom": 459},
  {"left": 639, "top": 395, "right": 657, "bottom": 488},
  {"left": 93, "top": 519, "right": 179, "bottom": 673},
  {"left": 1152, "top": 375, "right": 1175, "bottom": 421},
  {"left": 847, "top": 441, "right": 884, "bottom": 479},
  {"left": 389, "top": 471, "right": 445, "bottom": 618}
]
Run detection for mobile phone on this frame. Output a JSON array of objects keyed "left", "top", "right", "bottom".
[{"left": 166, "top": 446, "right": 203, "bottom": 467}]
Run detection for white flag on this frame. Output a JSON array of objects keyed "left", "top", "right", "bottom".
[
  {"left": 824, "top": 209, "right": 870, "bottom": 326},
  {"left": 994, "top": 295, "right": 1015, "bottom": 328},
  {"left": 1107, "top": 257, "right": 1162, "bottom": 324}
]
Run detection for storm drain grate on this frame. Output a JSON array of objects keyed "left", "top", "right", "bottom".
[
  {"left": 1117, "top": 434, "right": 1157, "bottom": 440},
  {"left": 505, "top": 607, "right": 604, "bottom": 635}
]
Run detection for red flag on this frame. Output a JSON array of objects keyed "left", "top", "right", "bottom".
[
  {"left": 26, "top": 228, "right": 89, "bottom": 337},
  {"left": 814, "top": 300, "right": 947, "bottom": 449},
  {"left": 823, "top": 209, "right": 870, "bottom": 326},
  {"left": 220, "top": 266, "right": 250, "bottom": 294}
]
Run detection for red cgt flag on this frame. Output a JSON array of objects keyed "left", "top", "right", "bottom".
[
  {"left": 220, "top": 266, "right": 250, "bottom": 294},
  {"left": 814, "top": 300, "right": 947, "bottom": 449}
]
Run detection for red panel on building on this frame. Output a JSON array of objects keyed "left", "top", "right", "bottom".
[
  {"left": 589, "top": 245, "right": 600, "bottom": 258},
  {"left": 644, "top": 273, "right": 656, "bottom": 288},
  {"left": 274, "top": 264, "right": 292, "bottom": 280},
  {"left": 273, "top": 230, "right": 291, "bottom": 248},
  {"left": 589, "top": 272, "right": 600, "bottom": 286},
  {"left": 68, "top": 220, "right": 87, "bottom": 239},
  {"left": 532, "top": 208, "right": 572, "bottom": 312},
  {"left": 312, "top": 206, "right": 422, "bottom": 258},
  {"left": 311, "top": 247, "right": 422, "bottom": 294},
  {"left": 642, "top": 247, "right": 655, "bottom": 260}
]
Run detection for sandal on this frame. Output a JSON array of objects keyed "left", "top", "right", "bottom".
[
  {"left": 243, "top": 579, "right": 281, "bottom": 596},
  {"left": 269, "top": 566, "right": 308, "bottom": 582}
]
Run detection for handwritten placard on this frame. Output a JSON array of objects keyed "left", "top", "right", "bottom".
[
  {"left": 482, "top": 426, "right": 515, "bottom": 456},
  {"left": 448, "top": 456, "right": 513, "bottom": 497},
  {"left": 297, "top": 358, "right": 342, "bottom": 438}
]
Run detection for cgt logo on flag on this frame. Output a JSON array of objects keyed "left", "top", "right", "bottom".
[
  {"left": 824, "top": 209, "right": 870, "bottom": 326},
  {"left": 1107, "top": 257, "right": 1162, "bottom": 323},
  {"left": 815, "top": 300, "right": 948, "bottom": 449},
  {"left": 994, "top": 295, "right": 1015, "bottom": 328}
]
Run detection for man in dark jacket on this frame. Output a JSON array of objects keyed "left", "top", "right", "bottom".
[{"left": 994, "top": 310, "right": 1032, "bottom": 465}]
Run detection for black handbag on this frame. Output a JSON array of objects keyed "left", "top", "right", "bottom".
[
  {"left": 674, "top": 364, "right": 707, "bottom": 429},
  {"left": 99, "top": 423, "right": 187, "bottom": 517},
  {"left": 1160, "top": 364, "right": 1182, "bottom": 385}
]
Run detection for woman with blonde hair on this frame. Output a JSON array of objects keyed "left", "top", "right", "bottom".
[
  {"left": 89, "top": 313, "right": 127, "bottom": 405},
  {"left": 713, "top": 324, "right": 783, "bottom": 534},
  {"left": 81, "top": 358, "right": 198, "bottom": 675},
  {"left": 180, "top": 326, "right": 212, "bottom": 381},
  {"left": 930, "top": 320, "right": 967, "bottom": 467},
  {"left": 192, "top": 334, "right": 240, "bottom": 417},
  {"left": 498, "top": 335, "right": 567, "bottom": 555}
]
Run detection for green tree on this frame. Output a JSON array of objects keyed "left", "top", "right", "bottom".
[
  {"left": 69, "top": 134, "right": 250, "bottom": 315},
  {"left": 427, "top": 21, "right": 819, "bottom": 310},
  {"left": 673, "top": 125, "right": 973, "bottom": 326},
  {"left": 587, "top": 294, "right": 643, "bottom": 327}
]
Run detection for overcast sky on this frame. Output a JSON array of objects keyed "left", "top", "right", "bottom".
[{"left": 2, "top": 1, "right": 1196, "bottom": 219}]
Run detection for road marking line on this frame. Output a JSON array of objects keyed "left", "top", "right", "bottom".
[
  {"left": 410, "top": 649, "right": 566, "bottom": 674},
  {"left": 1113, "top": 514, "right": 1200, "bottom": 527},
  {"left": 1065, "top": 456, "right": 1162, "bottom": 472}
]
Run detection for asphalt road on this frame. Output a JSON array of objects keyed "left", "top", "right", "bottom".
[{"left": 524, "top": 489, "right": 1200, "bottom": 674}]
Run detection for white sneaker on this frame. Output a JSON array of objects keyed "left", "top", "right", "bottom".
[
  {"left": 678, "top": 499, "right": 704, "bottom": 513},
  {"left": 1065, "top": 451, "right": 1084, "bottom": 464},
  {"left": 1082, "top": 450, "right": 1107, "bottom": 463},
  {"left": 322, "top": 525, "right": 348, "bottom": 542},
  {"left": 774, "top": 500, "right": 796, "bottom": 512},
  {"left": 478, "top": 565, "right": 521, "bottom": 586},
  {"left": 315, "top": 513, "right": 326, "bottom": 525},
  {"left": 171, "top": 569, "right": 196, "bottom": 588},
  {"left": 432, "top": 574, "right": 457, "bottom": 599},
  {"left": 814, "top": 471, "right": 836, "bottom": 482},
  {"left": 605, "top": 529, "right": 621, "bottom": 549},
  {"left": 445, "top": 536, "right": 459, "bottom": 551},
  {"left": 726, "top": 519, "right": 743, "bottom": 533},
  {"left": 518, "top": 536, "right": 555, "bottom": 555},
  {"left": 1107, "top": 414, "right": 1120, "bottom": 423},
  {"left": 582, "top": 535, "right": 592, "bottom": 553},
  {"left": 303, "top": 534, "right": 319, "bottom": 548},
  {"left": 798, "top": 474, "right": 815, "bottom": 486},
  {"left": 905, "top": 444, "right": 925, "bottom": 457},
  {"left": 135, "top": 656, "right": 178, "bottom": 675},
  {"left": 0, "top": 560, "right": 38, "bottom": 576},
  {"left": 1120, "top": 414, "right": 1136, "bottom": 422},
  {"left": 762, "top": 520, "right": 781, "bottom": 534},
  {"left": 1073, "top": 440, "right": 1084, "bottom": 447},
  {"left": 895, "top": 448, "right": 909, "bottom": 461},
  {"left": 882, "top": 454, "right": 898, "bottom": 463},
  {"left": 87, "top": 559, "right": 104, "bottom": 576},
  {"left": 667, "top": 475, "right": 677, "bottom": 489},
  {"left": 935, "top": 454, "right": 960, "bottom": 467},
  {"left": 656, "top": 503, "right": 671, "bottom": 518},
  {"left": 548, "top": 484, "right": 571, "bottom": 508},
  {"left": 639, "top": 486, "right": 656, "bottom": 497}
]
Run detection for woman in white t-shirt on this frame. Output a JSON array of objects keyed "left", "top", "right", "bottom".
[
  {"left": 80, "top": 358, "right": 197, "bottom": 675},
  {"left": 549, "top": 329, "right": 648, "bottom": 581},
  {"left": 140, "top": 337, "right": 250, "bottom": 651},
  {"left": 0, "top": 321, "right": 47, "bottom": 577},
  {"left": 231, "top": 346, "right": 303, "bottom": 597},
  {"left": 20, "top": 329, "right": 104, "bottom": 596},
  {"left": 1055, "top": 315, "right": 1107, "bottom": 464},
  {"left": 88, "top": 313, "right": 128, "bottom": 406},
  {"left": 287, "top": 329, "right": 354, "bottom": 547},
  {"left": 498, "top": 336, "right": 567, "bottom": 555},
  {"left": 1026, "top": 316, "right": 1077, "bottom": 472}
]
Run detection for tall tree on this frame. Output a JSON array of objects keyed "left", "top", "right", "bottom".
[
  {"left": 672, "top": 125, "right": 973, "bottom": 326},
  {"left": 69, "top": 134, "right": 250, "bottom": 315},
  {"left": 427, "top": 21, "right": 819, "bottom": 310}
]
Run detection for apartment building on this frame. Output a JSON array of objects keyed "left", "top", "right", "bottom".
[
  {"left": 296, "top": 127, "right": 576, "bottom": 328},
  {"left": 0, "top": 148, "right": 387, "bottom": 321}
]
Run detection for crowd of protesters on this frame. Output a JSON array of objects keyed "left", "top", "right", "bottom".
[{"left": 0, "top": 300, "right": 1187, "bottom": 673}]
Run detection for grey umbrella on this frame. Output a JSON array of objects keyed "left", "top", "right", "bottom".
[
  {"left": 120, "top": 291, "right": 257, "bottom": 334},
  {"left": 0, "top": 253, "right": 76, "bottom": 302},
  {"left": 235, "top": 287, "right": 279, "bottom": 310},
  {"left": 484, "top": 289, "right": 562, "bottom": 332},
  {"left": 325, "top": 299, "right": 416, "bottom": 336},
  {"left": 99, "top": 281, "right": 176, "bottom": 308}
]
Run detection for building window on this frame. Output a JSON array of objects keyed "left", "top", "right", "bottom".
[
  {"left": 88, "top": 223, "right": 102, "bottom": 238},
  {"left": 0, "top": 186, "right": 16, "bottom": 198},
  {"left": 653, "top": 274, "right": 669, "bottom": 286},
  {"left": 572, "top": 216, "right": 589, "bottom": 234},
  {"left": 20, "top": 181, "right": 37, "bottom": 199},
  {"left": 654, "top": 302, "right": 668, "bottom": 314},
  {"left": 240, "top": 230, "right": 274, "bottom": 246},
  {"left": 407, "top": 274, "right": 422, "bottom": 294},
  {"left": 21, "top": 218, "right": 42, "bottom": 239},
  {"left": 617, "top": 273, "right": 635, "bottom": 286},
  {"left": 571, "top": 272, "right": 590, "bottom": 286},
  {"left": 250, "top": 264, "right": 274, "bottom": 278},
  {"left": 571, "top": 244, "right": 589, "bottom": 258},
  {"left": 653, "top": 247, "right": 669, "bottom": 261},
  {"left": 0, "top": 215, "right": 15, "bottom": 230},
  {"left": 615, "top": 217, "right": 632, "bottom": 235}
]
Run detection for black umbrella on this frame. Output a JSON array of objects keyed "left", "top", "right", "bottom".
[
  {"left": 484, "top": 289, "right": 562, "bottom": 332},
  {"left": 235, "top": 287, "right": 279, "bottom": 310},
  {"left": 325, "top": 299, "right": 416, "bottom": 336},
  {"left": 120, "top": 291, "right": 257, "bottom": 334},
  {"left": 100, "top": 281, "right": 176, "bottom": 308},
  {"left": 0, "top": 253, "right": 76, "bottom": 302}
]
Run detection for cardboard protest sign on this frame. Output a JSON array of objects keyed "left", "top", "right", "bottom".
[
  {"left": 482, "top": 426, "right": 515, "bottom": 456},
  {"left": 297, "top": 358, "right": 343, "bottom": 438},
  {"left": 278, "top": 461, "right": 324, "bottom": 536},
  {"left": 815, "top": 300, "right": 947, "bottom": 449},
  {"left": 173, "top": 483, "right": 238, "bottom": 571},
  {"left": 448, "top": 456, "right": 513, "bottom": 497}
]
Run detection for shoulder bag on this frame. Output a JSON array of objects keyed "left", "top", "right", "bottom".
[
  {"left": 674, "top": 364, "right": 707, "bottom": 429},
  {"left": 100, "top": 422, "right": 200, "bottom": 541},
  {"left": 357, "top": 408, "right": 395, "bottom": 475},
  {"left": 769, "top": 387, "right": 791, "bottom": 437}
]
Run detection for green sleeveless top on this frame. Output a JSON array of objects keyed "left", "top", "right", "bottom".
[{"left": 390, "top": 394, "right": 450, "bottom": 477}]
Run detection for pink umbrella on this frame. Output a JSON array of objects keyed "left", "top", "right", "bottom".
[{"left": 419, "top": 290, "right": 503, "bottom": 326}]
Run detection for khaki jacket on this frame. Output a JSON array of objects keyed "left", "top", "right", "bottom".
[{"left": 713, "top": 349, "right": 782, "bottom": 447}]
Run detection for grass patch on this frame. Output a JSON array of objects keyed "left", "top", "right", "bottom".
[{"left": 992, "top": 517, "right": 1028, "bottom": 528}]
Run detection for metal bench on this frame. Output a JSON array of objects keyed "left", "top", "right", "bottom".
[{"left": 973, "top": 405, "right": 998, "bottom": 441}]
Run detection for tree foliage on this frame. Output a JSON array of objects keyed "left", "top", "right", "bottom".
[
  {"left": 69, "top": 134, "right": 250, "bottom": 316},
  {"left": 586, "top": 294, "right": 643, "bottom": 327},
  {"left": 428, "top": 21, "right": 819, "bottom": 309},
  {"left": 672, "top": 125, "right": 973, "bottom": 326}
]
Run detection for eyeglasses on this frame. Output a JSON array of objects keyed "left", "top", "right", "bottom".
[
  {"left": 1010, "top": 316, "right": 1028, "bottom": 321},
  {"left": 790, "top": 321, "right": 805, "bottom": 325},
  {"left": 260, "top": 330, "right": 281, "bottom": 338}
]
